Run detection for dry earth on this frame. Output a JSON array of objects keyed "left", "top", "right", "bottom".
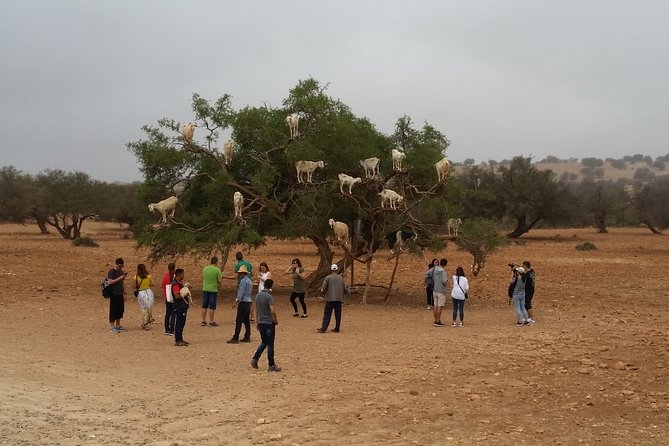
[{"left": 1, "top": 223, "right": 667, "bottom": 445}]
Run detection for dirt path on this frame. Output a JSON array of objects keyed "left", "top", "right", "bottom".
[{"left": 0, "top": 223, "right": 667, "bottom": 445}]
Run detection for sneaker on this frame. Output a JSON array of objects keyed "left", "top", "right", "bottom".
[
  {"left": 434, "top": 321, "right": 444, "bottom": 327},
  {"left": 523, "top": 321, "right": 530, "bottom": 326},
  {"left": 451, "top": 322, "right": 456, "bottom": 327},
  {"left": 209, "top": 321, "right": 219, "bottom": 327},
  {"left": 117, "top": 326, "right": 126, "bottom": 332},
  {"left": 300, "top": 314, "right": 308, "bottom": 318},
  {"left": 267, "top": 365, "right": 282, "bottom": 372},
  {"left": 241, "top": 337, "right": 251, "bottom": 343},
  {"left": 175, "top": 341, "right": 188, "bottom": 347},
  {"left": 164, "top": 331, "right": 174, "bottom": 336},
  {"left": 200, "top": 321, "right": 207, "bottom": 326},
  {"left": 316, "top": 328, "right": 326, "bottom": 333},
  {"left": 331, "top": 329, "right": 340, "bottom": 333},
  {"left": 293, "top": 313, "right": 299, "bottom": 317},
  {"left": 527, "top": 318, "right": 536, "bottom": 325},
  {"left": 110, "top": 327, "right": 120, "bottom": 333},
  {"left": 250, "top": 358, "right": 259, "bottom": 369},
  {"left": 426, "top": 305, "right": 432, "bottom": 310},
  {"left": 516, "top": 321, "right": 524, "bottom": 327},
  {"left": 459, "top": 322, "right": 464, "bottom": 327},
  {"left": 226, "top": 338, "right": 239, "bottom": 344}
]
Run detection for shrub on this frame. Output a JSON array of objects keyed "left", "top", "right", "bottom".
[
  {"left": 575, "top": 242, "right": 597, "bottom": 251},
  {"left": 72, "top": 236, "right": 99, "bottom": 247}
]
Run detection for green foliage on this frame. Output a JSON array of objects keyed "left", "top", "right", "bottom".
[
  {"left": 581, "top": 157, "right": 604, "bottom": 169},
  {"left": 452, "top": 219, "right": 505, "bottom": 276},
  {"left": 575, "top": 242, "right": 597, "bottom": 251},
  {"left": 72, "top": 236, "right": 99, "bottom": 247},
  {"left": 0, "top": 166, "right": 33, "bottom": 223},
  {"left": 127, "top": 78, "right": 453, "bottom": 268}
]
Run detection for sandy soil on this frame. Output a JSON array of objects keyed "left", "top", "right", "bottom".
[{"left": 0, "top": 222, "right": 667, "bottom": 445}]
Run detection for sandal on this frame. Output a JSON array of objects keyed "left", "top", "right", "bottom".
[{"left": 200, "top": 321, "right": 207, "bottom": 326}]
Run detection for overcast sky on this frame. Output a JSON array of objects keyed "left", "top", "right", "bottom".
[{"left": 1, "top": 1, "right": 668, "bottom": 182}]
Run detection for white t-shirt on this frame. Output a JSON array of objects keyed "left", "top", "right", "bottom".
[
  {"left": 451, "top": 275, "right": 469, "bottom": 300},
  {"left": 258, "top": 271, "right": 272, "bottom": 292}
]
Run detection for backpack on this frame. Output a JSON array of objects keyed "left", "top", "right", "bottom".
[
  {"left": 101, "top": 278, "right": 112, "bottom": 298},
  {"left": 424, "top": 268, "right": 435, "bottom": 288}
]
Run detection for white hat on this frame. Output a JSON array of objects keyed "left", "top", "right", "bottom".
[
  {"left": 330, "top": 264, "right": 339, "bottom": 271},
  {"left": 515, "top": 266, "right": 526, "bottom": 274}
]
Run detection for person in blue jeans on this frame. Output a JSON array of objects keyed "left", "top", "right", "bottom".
[
  {"left": 509, "top": 266, "right": 530, "bottom": 326},
  {"left": 171, "top": 268, "right": 191, "bottom": 346},
  {"left": 251, "top": 279, "right": 281, "bottom": 372}
]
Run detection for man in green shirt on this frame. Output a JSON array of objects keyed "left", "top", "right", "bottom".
[
  {"left": 201, "top": 256, "right": 222, "bottom": 327},
  {"left": 233, "top": 251, "right": 253, "bottom": 283}
]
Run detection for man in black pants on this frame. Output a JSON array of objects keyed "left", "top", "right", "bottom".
[
  {"left": 317, "top": 264, "right": 347, "bottom": 333},
  {"left": 227, "top": 265, "right": 253, "bottom": 343}
]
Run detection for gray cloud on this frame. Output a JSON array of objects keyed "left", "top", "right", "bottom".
[{"left": 1, "top": 0, "right": 667, "bottom": 182}]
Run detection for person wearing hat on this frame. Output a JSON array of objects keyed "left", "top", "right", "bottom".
[
  {"left": 227, "top": 264, "right": 253, "bottom": 343},
  {"left": 509, "top": 266, "right": 531, "bottom": 326},
  {"left": 317, "top": 263, "right": 348, "bottom": 333},
  {"left": 201, "top": 256, "right": 222, "bottom": 327}
]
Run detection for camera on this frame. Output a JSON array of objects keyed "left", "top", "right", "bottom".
[{"left": 508, "top": 262, "right": 516, "bottom": 269}]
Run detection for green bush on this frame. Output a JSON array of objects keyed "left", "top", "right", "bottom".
[
  {"left": 72, "top": 236, "right": 99, "bottom": 247},
  {"left": 575, "top": 242, "right": 597, "bottom": 251}
]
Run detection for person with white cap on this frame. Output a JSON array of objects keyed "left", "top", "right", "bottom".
[
  {"left": 317, "top": 263, "right": 348, "bottom": 333},
  {"left": 227, "top": 265, "right": 253, "bottom": 343},
  {"left": 509, "top": 266, "right": 531, "bottom": 326}
]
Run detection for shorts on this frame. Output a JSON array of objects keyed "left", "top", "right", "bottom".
[
  {"left": 432, "top": 292, "right": 446, "bottom": 307},
  {"left": 202, "top": 291, "right": 218, "bottom": 310},
  {"left": 525, "top": 294, "right": 533, "bottom": 310}
]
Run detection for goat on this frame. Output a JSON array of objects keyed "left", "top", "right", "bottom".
[
  {"left": 223, "top": 139, "right": 234, "bottom": 166},
  {"left": 338, "top": 173, "right": 362, "bottom": 194},
  {"left": 386, "top": 230, "right": 417, "bottom": 253},
  {"left": 358, "top": 157, "right": 380, "bottom": 178},
  {"left": 378, "top": 189, "right": 404, "bottom": 210},
  {"left": 148, "top": 196, "right": 178, "bottom": 224},
  {"left": 392, "top": 148, "right": 406, "bottom": 170},
  {"left": 435, "top": 157, "right": 450, "bottom": 183},
  {"left": 181, "top": 122, "right": 196, "bottom": 143},
  {"left": 295, "top": 160, "right": 324, "bottom": 184},
  {"left": 233, "top": 191, "right": 244, "bottom": 218},
  {"left": 328, "top": 218, "right": 349, "bottom": 248},
  {"left": 447, "top": 218, "right": 462, "bottom": 237},
  {"left": 286, "top": 113, "right": 300, "bottom": 139}
]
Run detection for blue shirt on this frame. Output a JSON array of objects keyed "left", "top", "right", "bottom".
[{"left": 236, "top": 275, "right": 253, "bottom": 302}]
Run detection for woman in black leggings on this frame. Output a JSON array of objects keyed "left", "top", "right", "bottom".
[
  {"left": 424, "top": 258, "right": 439, "bottom": 309},
  {"left": 285, "top": 258, "right": 308, "bottom": 317}
]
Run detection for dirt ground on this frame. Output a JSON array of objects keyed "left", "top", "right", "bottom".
[{"left": 1, "top": 222, "right": 667, "bottom": 446}]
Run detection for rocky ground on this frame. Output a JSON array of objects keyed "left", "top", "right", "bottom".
[{"left": 0, "top": 223, "right": 667, "bottom": 445}]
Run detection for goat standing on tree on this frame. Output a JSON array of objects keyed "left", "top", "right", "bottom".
[
  {"left": 223, "top": 139, "right": 234, "bottom": 166},
  {"left": 435, "top": 157, "right": 450, "bottom": 183},
  {"left": 181, "top": 122, "right": 196, "bottom": 144},
  {"left": 392, "top": 148, "right": 406, "bottom": 170},
  {"left": 286, "top": 113, "right": 300, "bottom": 139},
  {"left": 447, "top": 218, "right": 462, "bottom": 236},
  {"left": 338, "top": 173, "right": 361, "bottom": 194},
  {"left": 379, "top": 189, "right": 404, "bottom": 210},
  {"left": 328, "top": 219, "right": 349, "bottom": 248},
  {"left": 148, "top": 196, "right": 179, "bottom": 225},
  {"left": 295, "top": 160, "right": 324, "bottom": 184},
  {"left": 358, "top": 157, "right": 380, "bottom": 178},
  {"left": 233, "top": 191, "right": 244, "bottom": 218}
]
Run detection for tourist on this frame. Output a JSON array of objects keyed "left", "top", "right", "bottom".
[
  {"left": 423, "top": 258, "right": 439, "bottom": 309},
  {"left": 285, "top": 258, "right": 308, "bottom": 318},
  {"left": 171, "top": 268, "right": 190, "bottom": 346},
  {"left": 523, "top": 261, "right": 536, "bottom": 324},
  {"left": 450, "top": 266, "right": 468, "bottom": 327},
  {"left": 108, "top": 258, "right": 127, "bottom": 333},
  {"left": 509, "top": 266, "right": 530, "bottom": 326},
  {"left": 133, "top": 263, "right": 154, "bottom": 330},
  {"left": 251, "top": 278, "right": 281, "bottom": 372},
  {"left": 201, "top": 256, "right": 222, "bottom": 327},
  {"left": 227, "top": 265, "right": 253, "bottom": 343},
  {"left": 432, "top": 259, "right": 448, "bottom": 327},
  {"left": 253, "top": 261, "right": 273, "bottom": 322},
  {"left": 317, "top": 264, "right": 347, "bottom": 333},
  {"left": 161, "top": 262, "right": 176, "bottom": 336},
  {"left": 233, "top": 251, "right": 253, "bottom": 282}
]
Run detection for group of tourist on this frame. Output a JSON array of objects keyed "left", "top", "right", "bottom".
[
  {"left": 424, "top": 258, "right": 536, "bottom": 327},
  {"left": 105, "top": 252, "right": 349, "bottom": 372}
]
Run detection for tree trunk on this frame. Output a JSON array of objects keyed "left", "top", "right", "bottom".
[
  {"left": 306, "top": 234, "right": 334, "bottom": 292},
  {"left": 595, "top": 217, "right": 608, "bottom": 234},
  {"left": 36, "top": 218, "right": 50, "bottom": 234},
  {"left": 361, "top": 255, "right": 373, "bottom": 305},
  {"left": 383, "top": 253, "right": 401, "bottom": 301},
  {"left": 641, "top": 220, "right": 663, "bottom": 235}
]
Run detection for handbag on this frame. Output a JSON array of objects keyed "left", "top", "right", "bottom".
[
  {"left": 165, "top": 283, "right": 174, "bottom": 303},
  {"left": 133, "top": 277, "right": 140, "bottom": 297}
]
